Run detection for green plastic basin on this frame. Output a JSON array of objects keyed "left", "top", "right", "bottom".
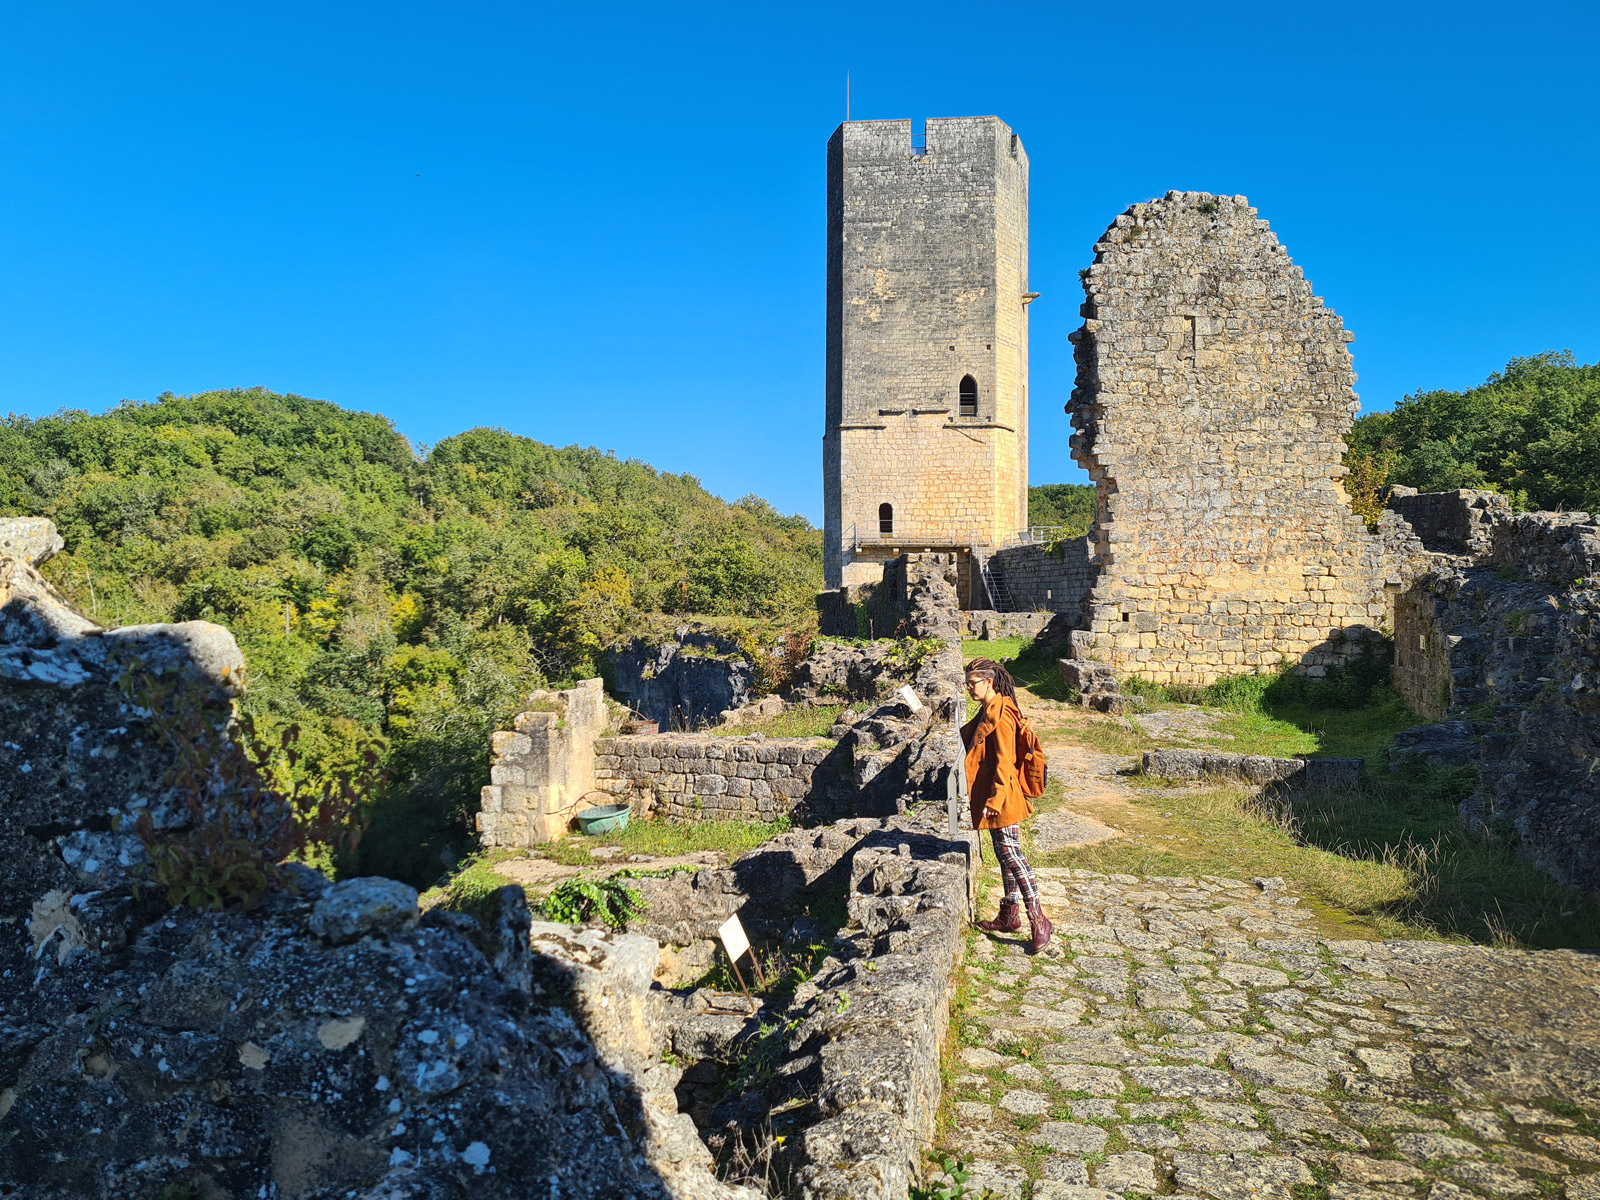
[{"left": 576, "top": 803, "right": 631, "bottom": 836}]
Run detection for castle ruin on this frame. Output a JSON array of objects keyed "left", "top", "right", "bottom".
[{"left": 1066, "top": 191, "right": 1393, "bottom": 684}]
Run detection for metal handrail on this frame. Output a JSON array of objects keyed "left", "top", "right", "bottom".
[{"left": 838, "top": 524, "right": 1067, "bottom": 551}]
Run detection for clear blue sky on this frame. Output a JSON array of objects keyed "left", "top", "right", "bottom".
[{"left": 3, "top": 2, "right": 1596, "bottom": 523}]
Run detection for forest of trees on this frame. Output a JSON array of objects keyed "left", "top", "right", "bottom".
[
  {"left": 0, "top": 388, "right": 822, "bottom": 882},
  {"left": 1345, "top": 351, "right": 1600, "bottom": 521}
]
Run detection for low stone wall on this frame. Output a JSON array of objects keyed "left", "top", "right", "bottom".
[
  {"left": 977, "top": 536, "right": 1094, "bottom": 613},
  {"left": 1489, "top": 510, "right": 1600, "bottom": 586},
  {"left": 1142, "top": 748, "right": 1365, "bottom": 790},
  {"left": 593, "top": 733, "right": 853, "bottom": 823},
  {"left": 961, "top": 609, "right": 1055, "bottom": 640},
  {"left": 637, "top": 810, "right": 978, "bottom": 1200}
]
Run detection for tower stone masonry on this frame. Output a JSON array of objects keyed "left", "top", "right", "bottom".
[{"left": 823, "top": 116, "right": 1032, "bottom": 590}]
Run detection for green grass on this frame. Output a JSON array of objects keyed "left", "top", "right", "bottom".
[
  {"left": 1031, "top": 773, "right": 1600, "bottom": 949},
  {"left": 534, "top": 815, "right": 794, "bottom": 867},
  {"left": 713, "top": 705, "right": 846, "bottom": 739},
  {"left": 418, "top": 848, "right": 521, "bottom": 923},
  {"left": 1198, "top": 687, "right": 1418, "bottom": 768}
]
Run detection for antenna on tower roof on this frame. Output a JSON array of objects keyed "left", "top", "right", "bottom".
[{"left": 846, "top": 71, "right": 850, "bottom": 122}]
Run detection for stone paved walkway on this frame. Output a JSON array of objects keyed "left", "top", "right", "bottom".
[{"left": 934, "top": 867, "right": 1600, "bottom": 1200}]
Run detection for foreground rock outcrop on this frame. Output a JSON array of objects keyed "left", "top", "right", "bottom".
[{"left": 0, "top": 519, "right": 757, "bottom": 1199}]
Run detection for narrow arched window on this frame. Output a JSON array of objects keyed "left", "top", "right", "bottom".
[
  {"left": 878, "top": 503, "right": 894, "bottom": 535},
  {"left": 958, "top": 375, "right": 978, "bottom": 417}
]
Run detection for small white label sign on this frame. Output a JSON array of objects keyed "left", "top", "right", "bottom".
[
  {"left": 718, "top": 913, "right": 751, "bottom": 965},
  {"left": 896, "top": 684, "right": 924, "bottom": 713}
]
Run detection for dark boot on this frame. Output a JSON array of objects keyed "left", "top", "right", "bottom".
[
  {"left": 1025, "top": 899, "right": 1054, "bottom": 954},
  {"left": 976, "top": 899, "right": 1022, "bottom": 933}
]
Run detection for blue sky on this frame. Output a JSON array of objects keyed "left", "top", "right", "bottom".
[{"left": 2, "top": 2, "right": 1596, "bottom": 523}]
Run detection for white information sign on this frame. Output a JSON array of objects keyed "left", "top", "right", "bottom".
[
  {"left": 717, "top": 913, "right": 751, "bottom": 966},
  {"left": 896, "top": 684, "right": 924, "bottom": 713}
]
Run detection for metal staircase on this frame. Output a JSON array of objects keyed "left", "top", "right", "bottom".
[{"left": 979, "top": 557, "right": 1014, "bottom": 612}]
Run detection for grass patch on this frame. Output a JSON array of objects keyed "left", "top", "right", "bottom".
[
  {"left": 713, "top": 705, "right": 845, "bottom": 740},
  {"left": 1036, "top": 775, "right": 1600, "bottom": 949},
  {"left": 534, "top": 815, "right": 794, "bottom": 867},
  {"left": 418, "top": 848, "right": 520, "bottom": 922},
  {"left": 962, "top": 636, "right": 1030, "bottom": 664}
]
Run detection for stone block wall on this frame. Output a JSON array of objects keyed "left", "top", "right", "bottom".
[
  {"left": 1067, "top": 191, "right": 1389, "bottom": 685},
  {"left": 477, "top": 678, "right": 610, "bottom": 847},
  {"left": 1393, "top": 583, "right": 1457, "bottom": 721},
  {"left": 592, "top": 734, "right": 853, "bottom": 823},
  {"left": 1387, "top": 487, "right": 1511, "bottom": 556},
  {"left": 976, "top": 537, "right": 1093, "bottom": 613},
  {"left": 1488, "top": 511, "right": 1600, "bottom": 586}
]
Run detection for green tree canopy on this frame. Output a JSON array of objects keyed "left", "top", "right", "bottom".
[
  {"left": 0, "top": 388, "right": 822, "bottom": 883},
  {"left": 1346, "top": 352, "right": 1600, "bottom": 513}
]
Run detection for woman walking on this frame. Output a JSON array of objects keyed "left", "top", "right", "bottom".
[{"left": 962, "top": 658, "right": 1052, "bottom": 953}]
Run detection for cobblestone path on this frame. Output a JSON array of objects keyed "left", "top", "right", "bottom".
[{"left": 934, "top": 867, "right": 1600, "bottom": 1199}]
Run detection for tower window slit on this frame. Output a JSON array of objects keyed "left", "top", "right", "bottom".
[{"left": 879, "top": 503, "right": 894, "bottom": 535}]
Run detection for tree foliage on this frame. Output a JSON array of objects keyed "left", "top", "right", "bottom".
[
  {"left": 0, "top": 388, "right": 821, "bottom": 884},
  {"left": 1345, "top": 351, "right": 1600, "bottom": 515},
  {"left": 1027, "top": 483, "right": 1096, "bottom": 535}
]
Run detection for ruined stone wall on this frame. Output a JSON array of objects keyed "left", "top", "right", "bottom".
[
  {"left": 1068, "top": 191, "right": 1388, "bottom": 685},
  {"left": 592, "top": 734, "right": 853, "bottom": 823},
  {"left": 1488, "top": 510, "right": 1600, "bottom": 586},
  {"left": 976, "top": 536, "right": 1093, "bottom": 614},
  {"left": 823, "top": 117, "right": 1030, "bottom": 587},
  {"left": 477, "top": 677, "right": 610, "bottom": 847},
  {"left": 1387, "top": 487, "right": 1512, "bottom": 556},
  {"left": 1390, "top": 559, "right": 1600, "bottom": 889},
  {"left": 1393, "top": 581, "right": 1457, "bottom": 721}
]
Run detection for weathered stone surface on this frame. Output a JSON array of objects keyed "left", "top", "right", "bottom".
[
  {"left": 1143, "top": 748, "right": 1365, "bottom": 790},
  {"left": 1, "top": 882, "right": 758, "bottom": 1199},
  {"left": 308, "top": 877, "right": 420, "bottom": 944},
  {"left": 477, "top": 677, "right": 610, "bottom": 847},
  {"left": 1390, "top": 549, "right": 1600, "bottom": 890},
  {"left": 1067, "top": 191, "right": 1389, "bottom": 686},
  {"left": 930, "top": 867, "right": 1600, "bottom": 1200}
]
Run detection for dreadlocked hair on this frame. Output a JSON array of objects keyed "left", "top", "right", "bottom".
[{"left": 965, "top": 658, "right": 1018, "bottom": 707}]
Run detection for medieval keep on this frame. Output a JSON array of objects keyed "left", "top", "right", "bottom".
[{"left": 822, "top": 116, "right": 1034, "bottom": 597}]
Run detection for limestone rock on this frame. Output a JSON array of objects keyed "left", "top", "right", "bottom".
[{"left": 309, "top": 877, "right": 420, "bottom": 944}]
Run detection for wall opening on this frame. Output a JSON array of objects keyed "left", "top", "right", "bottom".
[
  {"left": 958, "top": 375, "right": 978, "bottom": 418},
  {"left": 879, "top": 503, "right": 894, "bottom": 535}
]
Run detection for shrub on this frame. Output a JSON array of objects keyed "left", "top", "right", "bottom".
[{"left": 125, "top": 666, "right": 375, "bottom": 912}]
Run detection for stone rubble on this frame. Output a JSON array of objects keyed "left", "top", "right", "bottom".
[{"left": 934, "top": 868, "right": 1600, "bottom": 1200}]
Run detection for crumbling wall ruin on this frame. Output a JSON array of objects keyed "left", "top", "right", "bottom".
[
  {"left": 476, "top": 677, "right": 611, "bottom": 846},
  {"left": 1067, "top": 191, "right": 1390, "bottom": 685},
  {"left": 0, "top": 518, "right": 762, "bottom": 1199},
  {"left": 1386, "top": 494, "right": 1600, "bottom": 889}
]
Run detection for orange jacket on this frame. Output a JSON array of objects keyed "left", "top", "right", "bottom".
[{"left": 962, "top": 693, "right": 1033, "bottom": 830}]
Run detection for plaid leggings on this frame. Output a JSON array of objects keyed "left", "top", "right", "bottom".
[{"left": 990, "top": 824, "right": 1039, "bottom": 906}]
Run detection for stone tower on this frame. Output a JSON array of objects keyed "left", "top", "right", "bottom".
[
  {"left": 823, "top": 116, "right": 1032, "bottom": 591},
  {"left": 1068, "top": 191, "right": 1389, "bottom": 685}
]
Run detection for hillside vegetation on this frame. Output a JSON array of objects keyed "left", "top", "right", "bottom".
[
  {"left": 1346, "top": 351, "right": 1600, "bottom": 521},
  {"left": 1026, "top": 482, "right": 1096, "bottom": 534},
  {"left": 0, "top": 388, "right": 821, "bottom": 882}
]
